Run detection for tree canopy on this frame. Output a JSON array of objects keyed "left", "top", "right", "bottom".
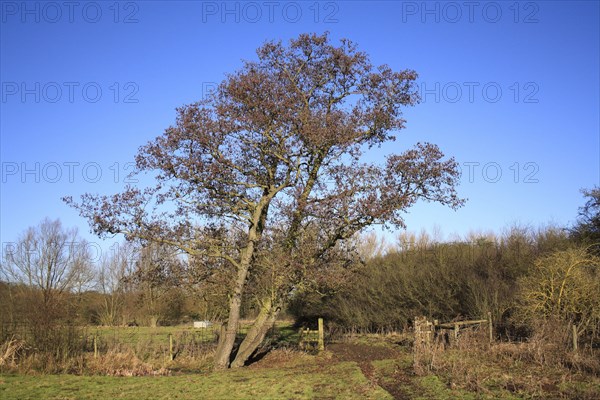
[{"left": 65, "top": 32, "right": 464, "bottom": 369}]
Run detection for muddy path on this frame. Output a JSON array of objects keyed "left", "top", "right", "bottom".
[{"left": 327, "top": 343, "right": 414, "bottom": 400}]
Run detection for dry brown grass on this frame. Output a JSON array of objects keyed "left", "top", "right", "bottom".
[
  {"left": 0, "top": 337, "right": 26, "bottom": 368},
  {"left": 250, "top": 347, "right": 314, "bottom": 369},
  {"left": 412, "top": 321, "right": 600, "bottom": 398},
  {"left": 85, "top": 349, "right": 170, "bottom": 376},
  {"left": 412, "top": 332, "right": 445, "bottom": 376},
  {"left": 0, "top": 331, "right": 215, "bottom": 375}
]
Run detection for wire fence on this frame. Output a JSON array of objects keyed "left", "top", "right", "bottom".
[{"left": 0, "top": 320, "right": 298, "bottom": 364}]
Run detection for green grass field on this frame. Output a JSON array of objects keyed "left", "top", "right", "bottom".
[
  {"left": 90, "top": 325, "right": 217, "bottom": 348},
  {"left": 0, "top": 357, "right": 390, "bottom": 400},
  {"left": 90, "top": 320, "right": 298, "bottom": 346}
]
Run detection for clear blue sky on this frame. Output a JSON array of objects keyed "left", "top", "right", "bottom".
[{"left": 1, "top": 1, "right": 599, "bottom": 257}]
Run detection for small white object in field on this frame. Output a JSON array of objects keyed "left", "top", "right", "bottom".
[{"left": 193, "top": 320, "right": 212, "bottom": 328}]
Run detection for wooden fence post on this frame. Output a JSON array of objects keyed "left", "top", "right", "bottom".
[
  {"left": 572, "top": 324, "right": 578, "bottom": 351},
  {"left": 93, "top": 335, "right": 98, "bottom": 358},
  {"left": 298, "top": 328, "right": 304, "bottom": 349},
  {"left": 169, "top": 333, "right": 174, "bottom": 361},
  {"left": 318, "top": 318, "right": 325, "bottom": 352},
  {"left": 488, "top": 312, "right": 493, "bottom": 343},
  {"left": 454, "top": 323, "right": 459, "bottom": 341}
]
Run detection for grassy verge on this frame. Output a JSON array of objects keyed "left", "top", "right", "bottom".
[{"left": 0, "top": 356, "right": 390, "bottom": 400}]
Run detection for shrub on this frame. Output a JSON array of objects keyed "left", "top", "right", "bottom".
[{"left": 515, "top": 246, "right": 600, "bottom": 342}]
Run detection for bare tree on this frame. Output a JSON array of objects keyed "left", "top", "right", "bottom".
[
  {"left": 1, "top": 218, "right": 94, "bottom": 318},
  {"left": 516, "top": 246, "right": 600, "bottom": 335},
  {"left": 357, "top": 231, "right": 390, "bottom": 261},
  {"left": 96, "top": 242, "right": 135, "bottom": 326},
  {"left": 571, "top": 186, "right": 600, "bottom": 247},
  {"left": 127, "top": 243, "right": 183, "bottom": 327}
]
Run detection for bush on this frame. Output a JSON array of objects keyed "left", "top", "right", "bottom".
[{"left": 515, "top": 246, "right": 600, "bottom": 342}]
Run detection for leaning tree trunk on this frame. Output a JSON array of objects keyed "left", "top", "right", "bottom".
[
  {"left": 213, "top": 192, "right": 274, "bottom": 370},
  {"left": 213, "top": 252, "right": 252, "bottom": 370},
  {"left": 230, "top": 297, "right": 279, "bottom": 368}
]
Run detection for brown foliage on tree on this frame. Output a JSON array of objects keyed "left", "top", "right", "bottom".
[{"left": 65, "top": 33, "right": 464, "bottom": 369}]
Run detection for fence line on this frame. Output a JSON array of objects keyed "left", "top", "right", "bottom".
[{"left": 0, "top": 321, "right": 289, "bottom": 362}]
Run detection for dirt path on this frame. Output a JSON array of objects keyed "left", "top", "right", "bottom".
[{"left": 327, "top": 343, "right": 413, "bottom": 400}]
